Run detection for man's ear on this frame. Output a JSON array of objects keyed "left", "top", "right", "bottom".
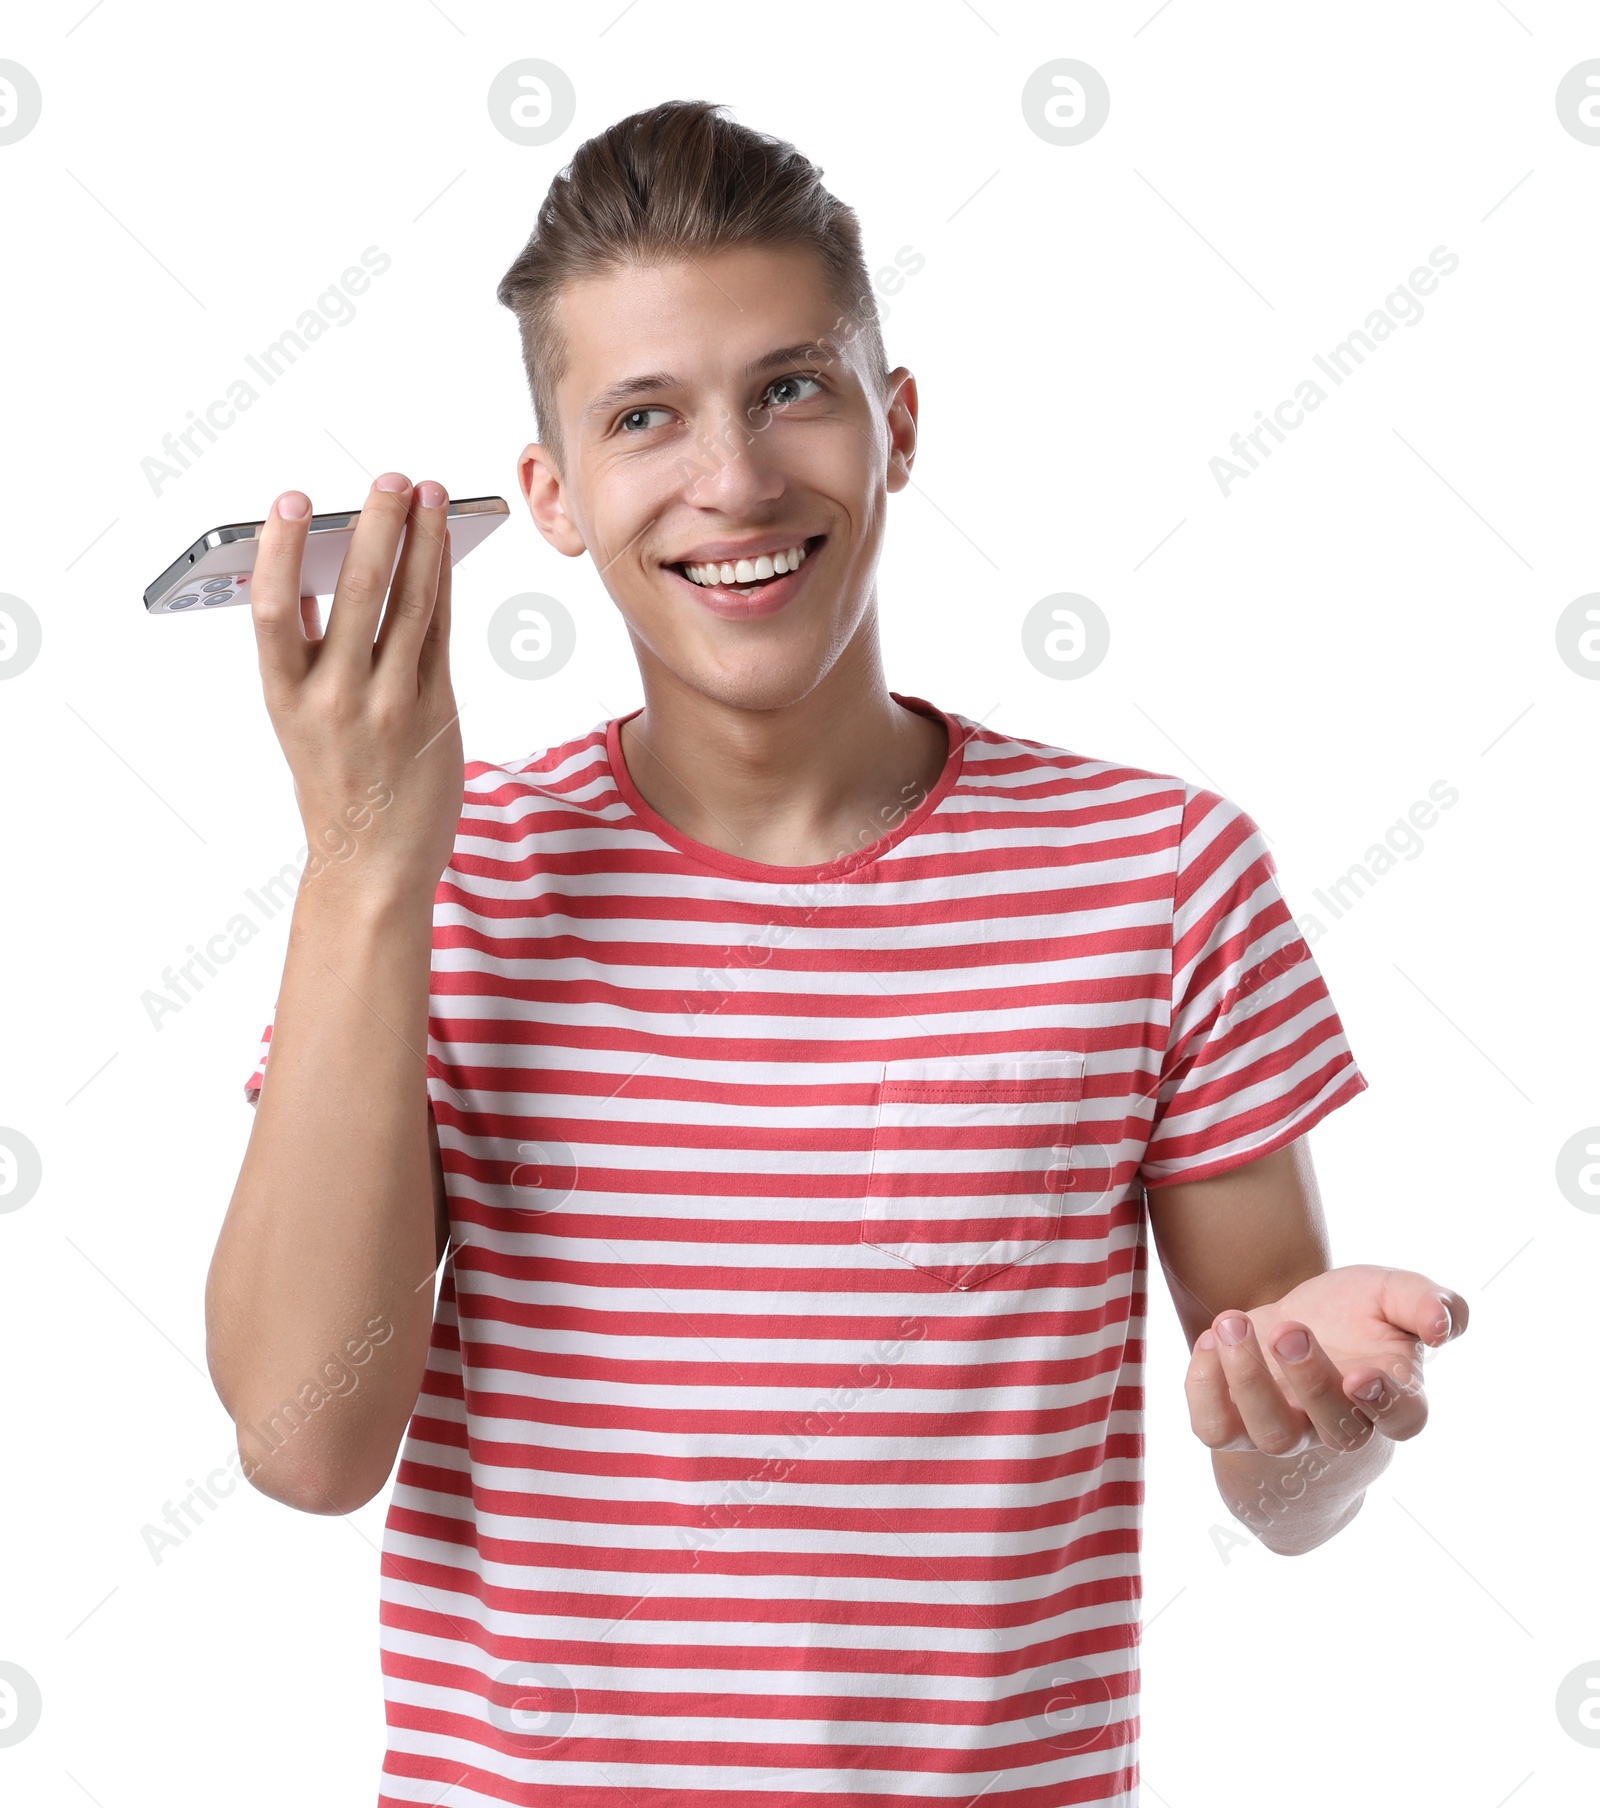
[
  {"left": 518, "top": 441, "right": 587, "bottom": 557},
  {"left": 883, "top": 368, "right": 918, "bottom": 492}
]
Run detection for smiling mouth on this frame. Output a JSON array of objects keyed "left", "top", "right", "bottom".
[{"left": 666, "top": 534, "right": 826, "bottom": 597}]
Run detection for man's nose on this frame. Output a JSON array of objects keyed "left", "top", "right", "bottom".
[{"left": 674, "top": 407, "right": 785, "bottom": 506}]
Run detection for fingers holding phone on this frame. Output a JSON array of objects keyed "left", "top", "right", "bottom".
[
  {"left": 250, "top": 488, "right": 319, "bottom": 683},
  {"left": 250, "top": 474, "right": 465, "bottom": 910},
  {"left": 372, "top": 479, "right": 453, "bottom": 687},
  {"left": 315, "top": 473, "right": 440, "bottom": 680}
]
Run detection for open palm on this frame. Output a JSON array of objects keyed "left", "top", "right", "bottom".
[{"left": 1185, "top": 1262, "right": 1469, "bottom": 1455}]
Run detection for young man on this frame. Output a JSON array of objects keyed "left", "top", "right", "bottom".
[{"left": 208, "top": 100, "right": 1468, "bottom": 1807}]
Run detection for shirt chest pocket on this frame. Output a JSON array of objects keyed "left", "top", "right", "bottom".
[{"left": 860, "top": 1053, "right": 1088, "bottom": 1291}]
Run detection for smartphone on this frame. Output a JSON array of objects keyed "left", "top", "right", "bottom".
[{"left": 143, "top": 494, "right": 510, "bottom": 615}]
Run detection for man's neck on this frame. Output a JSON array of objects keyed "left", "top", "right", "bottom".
[{"left": 617, "top": 661, "right": 949, "bottom": 869}]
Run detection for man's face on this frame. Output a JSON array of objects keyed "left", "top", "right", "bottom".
[{"left": 518, "top": 243, "right": 917, "bottom": 714}]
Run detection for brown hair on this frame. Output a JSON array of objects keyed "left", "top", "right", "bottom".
[{"left": 494, "top": 99, "right": 890, "bottom": 476}]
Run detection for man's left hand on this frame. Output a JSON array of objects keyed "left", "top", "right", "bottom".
[{"left": 1184, "top": 1263, "right": 1469, "bottom": 1456}]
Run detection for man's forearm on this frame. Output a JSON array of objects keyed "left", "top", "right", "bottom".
[
  {"left": 1213, "top": 1428, "right": 1393, "bottom": 1555},
  {"left": 206, "top": 881, "right": 441, "bottom": 1515}
]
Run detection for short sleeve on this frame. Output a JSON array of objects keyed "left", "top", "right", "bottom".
[
  {"left": 243, "top": 1005, "right": 275, "bottom": 1105},
  {"left": 1139, "top": 786, "right": 1368, "bottom": 1189}
]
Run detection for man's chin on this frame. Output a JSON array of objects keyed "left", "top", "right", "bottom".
[{"left": 647, "top": 642, "right": 841, "bottom": 719}]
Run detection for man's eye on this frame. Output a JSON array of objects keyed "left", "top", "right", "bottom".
[
  {"left": 763, "top": 373, "right": 823, "bottom": 409},
  {"left": 619, "top": 407, "right": 673, "bottom": 434}
]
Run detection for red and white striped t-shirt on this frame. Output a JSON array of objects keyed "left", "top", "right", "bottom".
[{"left": 243, "top": 693, "right": 1367, "bottom": 1807}]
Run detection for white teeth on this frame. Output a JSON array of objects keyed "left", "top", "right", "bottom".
[{"left": 681, "top": 541, "right": 809, "bottom": 588}]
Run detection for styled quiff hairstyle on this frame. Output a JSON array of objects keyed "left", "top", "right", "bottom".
[{"left": 495, "top": 99, "right": 890, "bottom": 476}]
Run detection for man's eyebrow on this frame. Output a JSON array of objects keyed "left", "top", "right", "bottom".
[{"left": 580, "top": 342, "right": 830, "bottom": 426}]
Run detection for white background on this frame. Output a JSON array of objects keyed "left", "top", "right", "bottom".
[{"left": 0, "top": 2, "right": 1591, "bottom": 1803}]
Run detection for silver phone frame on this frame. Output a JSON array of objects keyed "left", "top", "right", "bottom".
[{"left": 142, "top": 494, "right": 510, "bottom": 613}]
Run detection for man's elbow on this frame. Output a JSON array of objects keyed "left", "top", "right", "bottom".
[{"left": 235, "top": 1430, "right": 389, "bottom": 1517}]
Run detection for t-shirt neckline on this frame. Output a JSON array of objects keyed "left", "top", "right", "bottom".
[{"left": 604, "top": 692, "right": 967, "bottom": 885}]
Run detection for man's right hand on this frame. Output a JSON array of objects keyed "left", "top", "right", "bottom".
[{"left": 250, "top": 473, "right": 464, "bottom": 909}]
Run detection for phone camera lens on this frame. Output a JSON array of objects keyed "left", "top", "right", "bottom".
[{"left": 170, "top": 594, "right": 201, "bottom": 609}]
